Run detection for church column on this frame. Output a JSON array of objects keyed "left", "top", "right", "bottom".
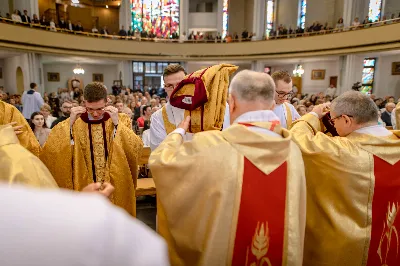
[
  {"left": 117, "top": 61, "right": 133, "bottom": 90},
  {"left": 339, "top": 54, "right": 363, "bottom": 96},
  {"left": 217, "top": 0, "right": 223, "bottom": 34},
  {"left": 252, "top": 0, "right": 265, "bottom": 40},
  {"left": 119, "top": 0, "right": 132, "bottom": 30},
  {"left": 251, "top": 60, "right": 264, "bottom": 72},
  {"left": 27, "top": 52, "right": 43, "bottom": 94},
  {"left": 179, "top": 0, "right": 189, "bottom": 39},
  {"left": 343, "top": 0, "right": 369, "bottom": 26}
]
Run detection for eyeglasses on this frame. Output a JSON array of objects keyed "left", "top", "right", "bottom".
[
  {"left": 164, "top": 84, "right": 175, "bottom": 89},
  {"left": 86, "top": 107, "right": 105, "bottom": 114},
  {"left": 329, "top": 114, "right": 353, "bottom": 125},
  {"left": 276, "top": 90, "right": 294, "bottom": 98}
]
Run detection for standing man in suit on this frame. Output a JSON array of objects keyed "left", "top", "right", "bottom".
[
  {"left": 21, "top": 10, "right": 31, "bottom": 23},
  {"left": 381, "top": 102, "right": 395, "bottom": 126},
  {"left": 59, "top": 17, "right": 67, "bottom": 29}
]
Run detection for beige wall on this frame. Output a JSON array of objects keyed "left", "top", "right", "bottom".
[
  {"left": 228, "top": 0, "right": 245, "bottom": 35},
  {"left": 39, "top": 0, "right": 55, "bottom": 16},
  {"left": 93, "top": 7, "right": 119, "bottom": 34},
  {"left": 276, "top": 0, "right": 298, "bottom": 28},
  {"left": 244, "top": 0, "right": 254, "bottom": 33},
  {"left": 334, "top": 0, "right": 344, "bottom": 24},
  {"left": 306, "top": 0, "right": 337, "bottom": 28},
  {"left": 0, "top": 22, "right": 399, "bottom": 61}
]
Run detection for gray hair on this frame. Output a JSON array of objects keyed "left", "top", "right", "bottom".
[
  {"left": 331, "top": 91, "right": 379, "bottom": 124},
  {"left": 229, "top": 70, "right": 275, "bottom": 103}
]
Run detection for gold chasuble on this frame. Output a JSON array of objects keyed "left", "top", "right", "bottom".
[
  {"left": 0, "top": 125, "right": 58, "bottom": 188},
  {"left": 40, "top": 113, "right": 143, "bottom": 216},
  {"left": 0, "top": 101, "right": 40, "bottom": 156},
  {"left": 290, "top": 113, "right": 400, "bottom": 266},
  {"left": 149, "top": 122, "right": 306, "bottom": 266}
]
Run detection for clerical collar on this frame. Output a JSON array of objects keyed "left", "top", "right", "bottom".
[
  {"left": 233, "top": 110, "right": 280, "bottom": 124},
  {"left": 80, "top": 112, "right": 110, "bottom": 124}
]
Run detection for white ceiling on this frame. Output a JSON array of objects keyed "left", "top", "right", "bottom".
[{"left": 41, "top": 55, "right": 121, "bottom": 65}]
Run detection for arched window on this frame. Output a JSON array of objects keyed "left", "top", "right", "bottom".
[
  {"left": 131, "top": 0, "right": 180, "bottom": 38},
  {"left": 368, "top": 0, "right": 382, "bottom": 22},
  {"left": 299, "top": 0, "right": 306, "bottom": 29},
  {"left": 222, "top": 0, "right": 229, "bottom": 38},
  {"left": 265, "top": 0, "right": 275, "bottom": 36}
]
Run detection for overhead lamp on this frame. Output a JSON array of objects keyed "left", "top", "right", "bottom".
[
  {"left": 118, "top": 2, "right": 120, "bottom": 6},
  {"left": 106, "top": 5, "right": 109, "bottom": 8},
  {"left": 292, "top": 64, "right": 304, "bottom": 77},
  {"left": 73, "top": 64, "right": 85, "bottom": 75},
  {"left": 71, "top": 0, "right": 79, "bottom": 3}
]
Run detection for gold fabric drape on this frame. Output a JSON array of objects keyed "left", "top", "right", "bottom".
[
  {"left": 171, "top": 64, "right": 238, "bottom": 133},
  {"left": 0, "top": 101, "right": 40, "bottom": 156},
  {"left": 290, "top": 113, "right": 400, "bottom": 266},
  {"left": 149, "top": 123, "right": 306, "bottom": 266},
  {"left": 0, "top": 125, "right": 58, "bottom": 188},
  {"left": 40, "top": 114, "right": 143, "bottom": 216}
]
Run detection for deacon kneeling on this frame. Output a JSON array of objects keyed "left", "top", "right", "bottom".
[
  {"left": 290, "top": 91, "right": 400, "bottom": 266},
  {"left": 149, "top": 70, "right": 306, "bottom": 266}
]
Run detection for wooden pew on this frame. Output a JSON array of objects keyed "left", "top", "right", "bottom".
[{"left": 136, "top": 147, "right": 156, "bottom": 197}]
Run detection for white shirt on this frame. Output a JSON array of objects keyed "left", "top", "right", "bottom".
[
  {"left": 142, "top": 129, "right": 151, "bottom": 147},
  {"left": 273, "top": 103, "right": 301, "bottom": 129},
  {"left": 149, "top": 102, "right": 193, "bottom": 150},
  {"left": 354, "top": 125, "right": 392, "bottom": 136},
  {"left": 392, "top": 109, "right": 397, "bottom": 129},
  {"left": 223, "top": 102, "right": 300, "bottom": 129},
  {"left": 11, "top": 14, "right": 22, "bottom": 22},
  {"left": 22, "top": 90, "right": 44, "bottom": 119},
  {"left": 325, "top": 87, "right": 337, "bottom": 97},
  {"left": 174, "top": 110, "right": 282, "bottom": 139},
  {"left": 0, "top": 185, "right": 169, "bottom": 266},
  {"left": 45, "top": 115, "right": 57, "bottom": 128}
]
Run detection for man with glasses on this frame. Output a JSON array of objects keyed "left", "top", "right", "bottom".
[
  {"left": 40, "top": 82, "right": 143, "bottom": 217},
  {"left": 271, "top": 71, "right": 300, "bottom": 129},
  {"left": 50, "top": 100, "right": 72, "bottom": 129},
  {"left": 290, "top": 91, "right": 400, "bottom": 266}
]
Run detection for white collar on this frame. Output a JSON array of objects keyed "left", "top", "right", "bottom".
[
  {"left": 233, "top": 110, "right": 280, "bottom": 124},
  {"left": 354, "top": 124, "right": 392, "bottom": 137}
]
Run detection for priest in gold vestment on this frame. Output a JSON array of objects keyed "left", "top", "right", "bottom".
[
  {"left": 40, "top": 83, "right": 143, "bottom": 216},
  {"left": 0, "top": 100, "right": 41, "bottom": 156},
  {"left": 290, "top": 91, "right": 400, "bottom": 266},
  {"left": 149, "top": 70, "right": 306, "bottom": 266}
]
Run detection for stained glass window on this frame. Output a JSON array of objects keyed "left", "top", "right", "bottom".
[
  {"left": 265, "top": 0, "right": 275, "bottom": 36},
  {"left": 368, "top": 0, "right": 382, "bottom": 22},
  {"left": 361, "top": 57, "right": 377, "bottom": 95},
  {"left": 222, "top": 0, "right": 229, "bottom": 38},
  {"left": 131, "top": 0, "right": 180, "bottom": 38},
  {"left": 299, "top": 0, "right": 306, "bottom": 29}
]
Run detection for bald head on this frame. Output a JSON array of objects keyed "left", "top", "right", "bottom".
[
  {"left": 386, "top": 102, "right": 396, "bottom": 113},
  {"left": 228, "top": 70, "right": 276, "bottom": 124},
  {"left": 229, "top": 70, "right": 276, "bottom": 104}
]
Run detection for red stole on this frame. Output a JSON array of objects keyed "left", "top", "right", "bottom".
[
  {"left": 231, "top": 158, "right": 287, "bottom": 266},
  {"left": 367, "top": 156, "right": 400, "bottom": 265}
]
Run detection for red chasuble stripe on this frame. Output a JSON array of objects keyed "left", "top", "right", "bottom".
[
  {"left": 231, "top": 158, "right": 287, "bottom": 266},
  {"left": 367, "top": 156, "right": 400, "bottom": 266}
]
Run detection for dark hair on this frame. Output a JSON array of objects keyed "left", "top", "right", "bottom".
[
  {"left": 271, "top": 70, "right": 292, "bottom": 84},
  {"left": 29, "top": 111, "right": 47, "bottom": 130},
  {"left": 163, "top": 64, "right": 186, "bottom": 78},
  {"left": 30, "top": 83, "right": 37, "bottom": 89},
  {"left": 84, "top": 82, "right": 108, "bottom": 103},
  {"left": 142, "top": 105, "right": 151, "bottom": 115},
  {"left": 160, "top": 98, "right": 167, "bottom": 102},
  {"left": 143, "top": 120, "right": 150, "bottom": 131}
]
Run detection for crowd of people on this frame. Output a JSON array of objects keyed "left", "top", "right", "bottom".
[
  {"left": 1, "top": 63, "right": 400, "bottom": 265},
  {"left": 2, "top": 8, "right": 400, "bottom": 42}
]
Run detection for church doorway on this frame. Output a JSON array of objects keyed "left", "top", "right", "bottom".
[{"left": 16, "top": 67, "right": 24, "bottom": 94}]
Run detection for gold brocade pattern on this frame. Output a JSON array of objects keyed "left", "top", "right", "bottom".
[
  {"left": 90, "top": 124, "right": 107, "bottom": 183},
  {"left": 0, "top": 125, "right": 58, "bottom": 188},
  {"left": 162, "top": 106, "right": 176, "bottom": 134},
  {"left": 0, "top": 101, "right": 40, "bottom": 156},
  {"left": 378, "top": 202, "right": 400, "bottom": 266},
  {"left": 245, "top": 222, "right": 272, "bottom": 266},
  {"left": 40, "top": 114, "right": 143, "bottom": 216}
]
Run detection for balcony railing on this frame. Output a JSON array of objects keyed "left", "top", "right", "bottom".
[{"left": 1, "top": 16, "right": 399, "bottom": 43}]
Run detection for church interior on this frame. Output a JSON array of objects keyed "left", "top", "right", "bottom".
[{"left": 0, "top": 0, "right": 400, "bottom": 265}]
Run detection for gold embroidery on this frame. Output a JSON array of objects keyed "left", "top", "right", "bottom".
[
  {"left": 246, "top": 222, "right": 272, "bottom": 266},
  {"left": 162, "top": 106, "right": 176, "bottom": 134},
  {"left": 377, "top": 202, "right": 400, "bottom": 266},
  {"left": 90, "top": 124, "right": 108, "bottom": 183}
]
